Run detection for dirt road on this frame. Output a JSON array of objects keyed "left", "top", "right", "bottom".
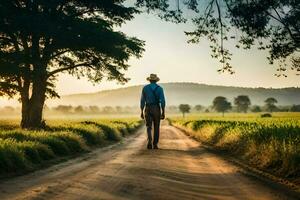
[{"left": 0, "top": 123, "right": 295, "bottom": 200}]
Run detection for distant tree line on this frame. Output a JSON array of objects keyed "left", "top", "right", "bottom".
[
  {"left": 46, "top": 105, "right": 140, "bottom": 114},
  {"left": 211, "top": 96, "right": 283, "bottom": 115},
  {"left": 1, "top": 95, "right": 300, "bottom": 116},
  {"left": 177, "top": 95, "right": 300, "bottom": 117}
]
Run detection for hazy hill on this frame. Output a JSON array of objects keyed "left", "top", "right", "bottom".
[{"left": 47, "top": 82, "right": 300, "bottom": 107}]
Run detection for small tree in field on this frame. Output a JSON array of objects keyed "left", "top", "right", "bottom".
[
  {"left": 54, "top": 105, "right": 73, "bottom": 114},
  {"left": 74, "top": 106, "right": 84, "bottom": 114},
  {"left": 0, "top": 1, "right": 144, "bottom": 129},
  {"left": 251, "top": 105, "right": 262, "bottom": 113},
  {"left": 234, "top": 95, "right": 251, "bottom": 113},
  {"left": 290, "top": 105, "right": 300, "bottom": 112},
  {"left": 194, "top": 105, "right": 203, "bottom": 112},
  {"left": 89, "top": 106, "right": 100, "bottom": 113},
  {"left": 102, "top": 106, "right": 115, "bottom": 114},
  {"left": 116, "top": 106, "right": 125, "bottom": 114},
  {"left": 212, "top": 96, "right": 231, "bottom": 116},
  {"left": 167, "top": 106, "right": 178, "bottom": 114},
  {"left": 179, "top": 104, "right": 191, "bottom": 118},
  {"left": 265, "top": 97, "right": 278, "bottom": 112}
]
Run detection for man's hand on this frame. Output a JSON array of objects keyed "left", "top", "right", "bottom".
[
  {"left": 161, "top": 112, "right": 165, "bottom": 120},
  {"left": 140, "top": 112, "right": 144, "bottom": 119}
]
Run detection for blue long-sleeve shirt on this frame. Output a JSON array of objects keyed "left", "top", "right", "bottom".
[{"left": 140, "top": 83, "right": 166, "bottom": 110}]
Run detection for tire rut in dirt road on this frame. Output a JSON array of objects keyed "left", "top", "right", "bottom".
[{"left": 0, "top": 123, "right": 296, "bottom": 200}]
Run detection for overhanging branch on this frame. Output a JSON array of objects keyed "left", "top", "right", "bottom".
[
  {"left": 47, "top": 62, "right": 94, "bottom": 77},
  {"left": 49, "top": 49, "right": 71, "bottom": 60}
]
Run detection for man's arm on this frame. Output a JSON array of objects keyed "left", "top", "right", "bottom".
[
  {"left": 159, "top": 88, "right": 166, "bottom": 119},
  {"left": 140, "top": 87, "right": 146, "bottom": 119}
]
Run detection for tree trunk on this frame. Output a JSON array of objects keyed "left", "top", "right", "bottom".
[
  {"left": 21, "top": 98, "right": 45, "bottom": 129},
  {"left": 21, "top": 75, "right": 47, "bottom": 129},
  {"left": 19, "top": 33, "right": 48, "bottom": 129}
]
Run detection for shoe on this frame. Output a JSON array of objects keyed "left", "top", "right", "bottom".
[
  {"left": 147, "top": 143, "right": 152, "bottom": 149},
  {"left": 153, "top": 144, "right": 158, "bottom": 149}
]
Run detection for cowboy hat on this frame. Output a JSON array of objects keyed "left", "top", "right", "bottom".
[{"left": 146, "top": 74, "right": 160, "bottom": 82}]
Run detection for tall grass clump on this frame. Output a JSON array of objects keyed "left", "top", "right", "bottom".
[
  {"left": 0, "top": 118, "right": 142, "bottom": 175},
  {"left": 0, "top": 138, "right": 27, "bottom": 173},
  {"left": 0, "top": 130, "right": 73, "bottom": 156},
  {"left": 83, "top": 121, "right": 122, "bottom": 141},
  {"left": 17, "top": 141, "right": 55, "bottom": 163},
  {"left": 49, "top": 123, "right": 105, "bottom": 146}
]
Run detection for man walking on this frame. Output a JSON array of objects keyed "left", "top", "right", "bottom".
[{"left": 140, "top": 74, "right": 166, "bottom": 149}]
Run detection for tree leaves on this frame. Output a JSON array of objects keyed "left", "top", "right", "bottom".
[
  {"left": 0, "top": 0, "right": 145, "bottom": 99},
  {"left": 136, "top": 0, "right": 300, "bottom": 76}
]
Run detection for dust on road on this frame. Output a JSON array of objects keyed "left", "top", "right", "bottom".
[{"left": 0, "top": 123, "right": 294, "bottom": 200}]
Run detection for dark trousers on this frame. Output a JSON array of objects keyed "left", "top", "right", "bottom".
[{"left": 145, "top": 105, "right": 161, "bottom": 145}]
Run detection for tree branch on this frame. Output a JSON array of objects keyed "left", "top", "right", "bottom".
[
  {"left": 199, "top": 0, "right": 214, "bottom": 31},
  {"left": 215, "top": 0, "right": 225, "bottom": 65},
  {"left": 47, "top": 62, "right": 94, "bottom": 77},
  {"left": 5, "top": 33, "right": 22, "bottom": 52},
  {"left": 70, "top": 9, "right": 102, "bottom": 18},
  {"left": 0, "top": 36, "right": 22, "bottom": 47},
  {"left": 49, "top": 49, "right": 70, "bottom": 60},
  {"left": 266, "top": 7, "right": 297, "bottom": 43},
  {"left": 41, "top": 36, "right": 52, "bottom": 61}
]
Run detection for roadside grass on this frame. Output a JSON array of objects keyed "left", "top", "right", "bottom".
[
  {"left": 0, "top": 118, "right": 142, "bottom": 175},
  {"left": 170, "top": 112, "right": 300, "bottom": 121},
  {"left": 171, "top": 114, "right": 300, "bottom": 183}
]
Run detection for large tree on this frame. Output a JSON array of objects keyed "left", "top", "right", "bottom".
[
  {"left": 179, "top": 104, "right": 191, "bottom": 118},
  {"left": 234, "top": 95, "right": 251, "bottom": 113},
  {"left": 0, "top": 0, "right": 144, "bottom": 128},
  {"left": 265, "top": 97, "right": 278, "bottom": 112},
  {"left": 135, "top": 0, "right": 300, "bottom": 75},
  {"left": 212, "top": 96, "right": 231, "bottom": 116}
]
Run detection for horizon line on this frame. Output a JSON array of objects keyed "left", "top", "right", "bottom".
[{"left": 61, "top": 81, "right": 300, "bottom": 96}]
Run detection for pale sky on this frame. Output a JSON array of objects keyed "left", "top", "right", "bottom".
[
  {"left": 0, "top": 12, "right": 299, "bottom": 107},
  {"left": 56, "top": 12, "right": 299, "bottom": 95}
]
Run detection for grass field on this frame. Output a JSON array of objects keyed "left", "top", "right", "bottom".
[
  {"left": 0, "top": 118, "right": 142, "bottom": 176},
  {"left": 1, "top": 112, "right": 299, "bottom": 184},
  {"left": 171, "top": 112, "right": 300, "bottom": 183}
]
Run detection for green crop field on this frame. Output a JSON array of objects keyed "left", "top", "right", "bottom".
[
  {"left": 1, "top": 113, "right": 299, "bottom": 185},
  {"left": 0, "top": 118, "right": 142, "bottom": 176},
  {"left": 171, "top": 112, "right": 300, "bottom": 183}
]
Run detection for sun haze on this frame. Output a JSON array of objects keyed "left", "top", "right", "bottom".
[{"left": 53, "top": 12, "right": 299, "bottom": 96}]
